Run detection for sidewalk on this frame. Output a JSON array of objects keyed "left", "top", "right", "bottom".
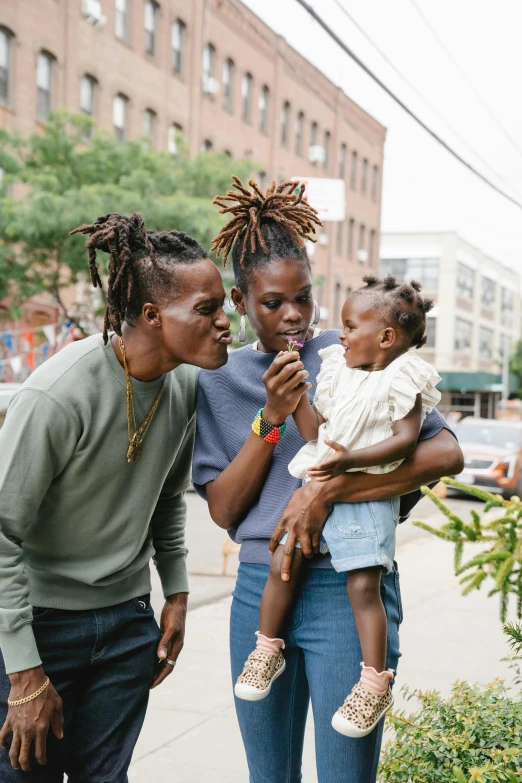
[{"left": 129, "top": 498, "right": 514, "bottom": 781}]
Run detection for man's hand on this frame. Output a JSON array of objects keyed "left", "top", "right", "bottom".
[
  {"left": 0, "top": 666, "right": 63, "bottom": 772},
  {"left": 268, "top": 480, "right": 331, "bottom": 582},
  {"left": 307, "top": 440, "right": 353, "bottom": 482},
  {"left": 151, "top": 592, "right": 188, "bottom": 689}
]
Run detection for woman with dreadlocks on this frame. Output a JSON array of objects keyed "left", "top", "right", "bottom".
[
  {"left": 192, "top": 178, "right": 462, "bottom": 781},
  {"left": 235, "top": 273, "right": 441, "bottom": 741},
  {"left": 0, "top": 212, "right": 231, "bottom": 780}
]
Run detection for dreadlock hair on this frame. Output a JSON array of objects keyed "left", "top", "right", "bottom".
[
  {"left": 355, "top": 274, "right": 434, "bottom": 350},
  {"left": 70, "top": 212, "right": 208, "bottom": 344},
  {"left": 211, "top": 176, "right": 323, "bottom": 291}
]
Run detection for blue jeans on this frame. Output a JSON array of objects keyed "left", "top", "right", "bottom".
[
  {"left": 0, "top": 595, "right": 160, "bottom": 782},
  {"left": 230, "top": 564, "right": 403, "bottom": 783}
]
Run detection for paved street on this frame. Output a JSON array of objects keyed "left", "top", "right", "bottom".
[{"left": 130, "top": 490, "right": 515, "bottom": 781}]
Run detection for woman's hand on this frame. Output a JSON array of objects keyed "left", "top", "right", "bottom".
[
  {"left": 263, "top": 351, "right": 311, "bottom": 425},
  {"left": 307, "top": 440, "right": 353, "bottom": 481},
  {"left": 269, "top": 480, "right": 331, "bottom": 581}
]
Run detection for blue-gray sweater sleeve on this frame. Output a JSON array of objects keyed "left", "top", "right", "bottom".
[{"left": 192, "top": 374, "right": 232, "bottom": 499}]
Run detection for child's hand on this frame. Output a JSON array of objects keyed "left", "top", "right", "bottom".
[{"left": 307, "top": 440, "right": 353, "bottom": 481}]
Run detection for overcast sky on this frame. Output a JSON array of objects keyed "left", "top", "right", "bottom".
[{"left": 242, "top": 0, "right": 522, "bottom": 271}]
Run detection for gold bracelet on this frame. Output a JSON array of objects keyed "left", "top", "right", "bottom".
[{"left": 8, "top": 677, "right": 50, "bottom": 707}]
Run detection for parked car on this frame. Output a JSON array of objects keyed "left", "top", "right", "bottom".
[
  {"left": 0, "top": 383, "right": 22, "bottom": 428},
  {"left": 453, "top": 417, "right": 522, "bottom": 499}
]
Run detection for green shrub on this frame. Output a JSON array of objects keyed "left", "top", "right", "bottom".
[{"left": 379, "top": 680, "right": 522, "bottom": 782}]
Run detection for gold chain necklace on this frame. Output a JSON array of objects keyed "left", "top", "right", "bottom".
[{"left": 118, "top": 336, "right": 166, "bottom": 463}]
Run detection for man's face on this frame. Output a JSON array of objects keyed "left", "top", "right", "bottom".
[{"left": 157, "top": 259, "right": 232, "bottom": 369}]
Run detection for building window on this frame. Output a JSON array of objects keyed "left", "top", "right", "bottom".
[
  {"left": 201, "top": 139, "right": 213, "bottom": 152},
  {"left": 172, "top": 20, "right": 185, "bottom": 74},
  {"left": 454, "top": 318, "right": 472, "bottom": 353},
  {"left": 347, "top": 218, "right": 354, "bottom": 259},
  {"left": 501, "top": 287, "right": 514, "bottom": 312},
  {"left": 202, "top": 43, "right": 216, "bottom": 94},
  {"left": 259, "top": 85, "right": 269, "bottom": 133},
  {"left": 457, "top": 263, "right": 474, "bottom": 299},
  {"left": 361, "top": 158, "right": 368, "bottom": 195},
  {"left": 334, "top": 282, "right": 341, "bottom": 326},
  {"left": 295, "top": 112, "right": 304, "bottom": 156},
  {"left": 281, "top": 101, "right": 290, "bottom": 146},
  {"left": 371, "top": 165, "right": 378, "bottom": 200},
  {"left": 36, "top": 51, "right": 54, "bottom": 122},
  {"left": 113, "top": 93, "right": 128, "bottom": 141},
  {"left": 168, "top": 123, "right": 182, "bottom": 155},
  {"left": 350, "top": 150, "right": 358, "bottom": 190},
  {"left": 426, "top": 317, "right": 436, "bottom": 348},
  {"left": 335, "top": 221, "right": 344, "bottom": 255},
  {"left": 144, "top": 1, "right": 158, "bottom": 56},
  {"left": 358, "top": 224, "right": 366, "bottom": 260},
  {"left": 80, "top": 75, "right": 96, "bottom": 116},
  {"left": 222, "top": 58, "right": 234, "bottom": 111},
  {"left": 258, "top": 171, "right": 266, "bottom": 191},
  {"left": 143, "top": 108, "right": 156, "bottom": 143},
  {"left": 338, "top": 143, "right": 346, "bottom": 179},
  {"left": 481, "top": 277, "right": 496, "bottom": 307},
  {"left": 323, "top": 131, "right": 330, "bottom": 173},
  {"left": 0, "top": 27, "right": 13, "bottom": 106},
  {"left": 241, "top": 73, "right": 252, "bottom": 123},
  {"left": 381, "top": 258, "right": 439, "bottom": 290},
  {"left": 479, "top": 326, "right": 494, "bottom": 360},
  {"left": 115, "top": 0, "right": 129, "bottom": 41},
  {"left": 368, "top": 229, "right": 375, "bottom": 266}
]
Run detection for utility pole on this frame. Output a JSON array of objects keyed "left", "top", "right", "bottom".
[{"left": 502, "top": 334, "right": 510, "bottom": 403}]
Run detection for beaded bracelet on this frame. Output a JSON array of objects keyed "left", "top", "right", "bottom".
[{"left": 252, "top": 409, "right": 287, "bottom": 444}]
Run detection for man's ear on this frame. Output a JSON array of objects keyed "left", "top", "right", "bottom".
[
  {"left": 231, "top": 286, "right": 246, "bottom": 315},
  {"left": 380, "top": 327, "right": 396, "bottom": 349},
  {"left": 142, "top": 303, "right": 162, "bottom": 328}
]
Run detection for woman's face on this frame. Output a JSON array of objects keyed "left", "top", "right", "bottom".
[{"left": 233, "top": 258, "right": 315, "bottom": 354}]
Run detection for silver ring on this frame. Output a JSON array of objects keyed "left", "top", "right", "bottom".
[{"left": 165, "top": 659, "right": 176, "bottom": 667}]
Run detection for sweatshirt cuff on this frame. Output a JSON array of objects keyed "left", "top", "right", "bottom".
[
  {"left": 0, "top": 623, "right": 42, "bottom": 675},
  {"left": 154, "top": 552, "right": 189, "bottom": 597}
]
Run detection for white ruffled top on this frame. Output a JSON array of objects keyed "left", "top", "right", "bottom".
[{"left": 288, "top": 344, "right": 442, "bottom": 480}]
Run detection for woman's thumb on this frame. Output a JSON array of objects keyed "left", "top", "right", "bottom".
[{"left": 324, "top": 440, "right": 342, "bottom": 451}]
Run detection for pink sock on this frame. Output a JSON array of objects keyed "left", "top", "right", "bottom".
[
  {"left": 255, "top": 632, "right": 285, "bottom": 655},
  {"left": 360, "top": 663, "right": 394, "bottom": 694}
]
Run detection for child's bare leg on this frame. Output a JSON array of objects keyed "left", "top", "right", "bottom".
[
  {"left": 259, "top": 544, "right": 307, "bottom": 639},
  {"left": 347, "top": 567, "right": 387, "bottom": 672}
]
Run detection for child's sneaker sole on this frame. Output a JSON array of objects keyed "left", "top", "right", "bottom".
[
  {"left": 234, "top": 659, "right": 286, "bottom": 701},
  {"left": 331, "top": 694, "right": 393, "bottom": 738}
]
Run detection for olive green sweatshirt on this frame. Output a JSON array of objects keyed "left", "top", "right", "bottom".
[{"left": 0, "top": 334, "right": 198, "bottom": 674}]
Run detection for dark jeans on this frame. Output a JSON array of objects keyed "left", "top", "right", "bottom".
[{"left": 0, "top": 595, "right": 160, "bottom": 782}]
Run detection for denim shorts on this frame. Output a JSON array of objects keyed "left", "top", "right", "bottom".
[{"left": 281, "top": 493, "right": 400, "bottom": 574}]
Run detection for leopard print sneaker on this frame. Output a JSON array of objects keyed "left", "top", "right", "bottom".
[
  {"left": 331, "top": 682, "right": 393, "bottom": 738},
  {"left": 234, "top": 649, "right": 286, "bottom": 702}
]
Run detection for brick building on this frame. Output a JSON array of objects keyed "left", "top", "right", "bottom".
[{"left": 0, "top": 0, "right": 386, "bottom": 325}]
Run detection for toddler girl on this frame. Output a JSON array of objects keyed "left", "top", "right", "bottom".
[{"left": 234, "top": 274, "right": 441, "bottom": 739}]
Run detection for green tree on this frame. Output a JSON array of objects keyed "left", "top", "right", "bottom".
[
  {"left": 0, "top": 110, "right": 253, "bottom": 324},
  {"left": 510, "top": 338, "right": 522, "bottom": 396}
]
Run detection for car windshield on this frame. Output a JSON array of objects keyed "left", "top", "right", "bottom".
[{"left": 457, "top": 421, "right": 522, "bottom": 450}]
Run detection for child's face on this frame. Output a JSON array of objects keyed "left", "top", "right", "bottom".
[{"left": 339, "top": 296, "right": 387, "bottom": 369}]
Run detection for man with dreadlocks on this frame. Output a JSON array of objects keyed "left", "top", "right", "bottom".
[
  {"left": 0, "top": 212, "right": 231, "bottom": 779},
  {"left": 193, "top": 177, "right": 462, "bottom": 781}
]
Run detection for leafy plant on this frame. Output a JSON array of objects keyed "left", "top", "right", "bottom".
[
  {"left": 378, "top": 680, "right": 522, "bottom": 783},
  {"left": 0, "top": 110, "right": 254, "bottom": 324},
  {"left": 412, "top": 478, "right": 522, "bottom": 622}
]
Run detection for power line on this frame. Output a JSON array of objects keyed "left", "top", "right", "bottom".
[
  {"left": 408, "top": 0, "right": 522, "bottom": 163},
  {"left": 293, "top": 0, "right": 522, "bottom": 212},
  {"left": 332, "top": 0, "right": 522, "bottom": 202}
]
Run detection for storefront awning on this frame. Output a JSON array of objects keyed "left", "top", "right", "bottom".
[{"left": 438, "top": 371, "right": 518, "bottom": 394}]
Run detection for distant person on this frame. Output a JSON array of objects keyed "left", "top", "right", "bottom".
[
  {"left": 0, "top": 212, "right": 231, "bottom": 780},
  {"left": 192, "top": 177, "right": 463, "bottom": 782},
  {"left": 235, "top": 275, "right": 441, "bottom": 741}
]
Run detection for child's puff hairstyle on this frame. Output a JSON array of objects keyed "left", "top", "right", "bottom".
[
  {"left": 70, "top": 212, "right": 208, "bottom": 344},
  {"left": 211, "top": 176, "right": 323, "bottom": 291},
  {"left": 356, "top": 274, "right": 434, "bottom": 349}
]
